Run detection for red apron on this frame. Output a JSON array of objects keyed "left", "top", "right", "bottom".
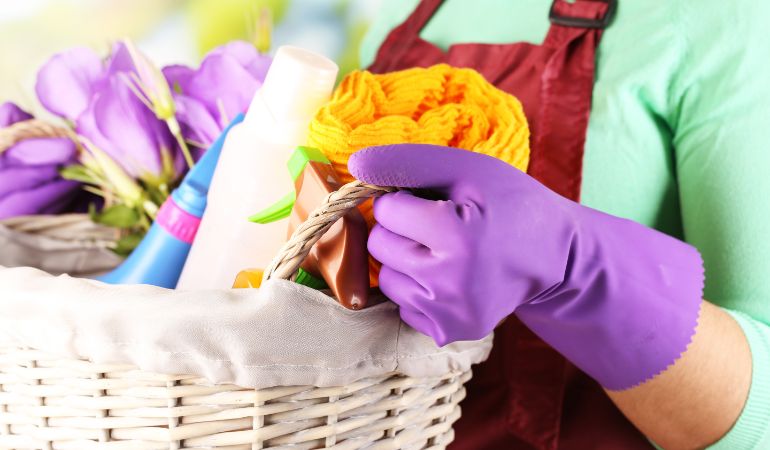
[{"left": 368, "top": 1, "right": 653, "bottom": 449}]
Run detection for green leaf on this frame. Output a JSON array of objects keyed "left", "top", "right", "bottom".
[
  {"left": 88, "top": 202, "right": 99, "bottom": 221},
  {"left": 93, "top": 204, "right": 141, "bottom": 228},
  {"left": 145, "top": 182, "right": 170, "bottom": 207},
  {"left": 113, "top": 232, "right": 144, "bottom": 256}
]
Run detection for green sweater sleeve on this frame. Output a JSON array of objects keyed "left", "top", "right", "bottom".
[
  {"left": 672, "top": 0, "right": 770, "bottom": 323},
  {"left": 672, "top": 1, "right": 770, "bottom": 448}
]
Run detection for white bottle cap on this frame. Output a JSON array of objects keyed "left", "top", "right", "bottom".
[{"left": 246, "top": 45, "right": 338, "bottom": 125}]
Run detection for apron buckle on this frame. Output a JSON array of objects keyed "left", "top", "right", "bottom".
[{"left": 549, "top": 0, "right": 617, "bottom": 29}]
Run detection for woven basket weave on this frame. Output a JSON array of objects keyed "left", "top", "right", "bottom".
[{"left": 0, "top": 178, "right": 474, "bottom": 450}]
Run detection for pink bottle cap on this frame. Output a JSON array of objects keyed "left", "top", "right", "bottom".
[{"left": 156, "top": 198, "right": 202, "bottom": 244}]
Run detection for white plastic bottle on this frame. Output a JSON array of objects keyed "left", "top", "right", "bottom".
[{"left": 177, "top": 46, "right": 338, "bottom": 289}]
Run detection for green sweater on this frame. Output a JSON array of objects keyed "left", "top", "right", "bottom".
[{"left": 361, "top": 0, "right": 770, "bottom": 448}]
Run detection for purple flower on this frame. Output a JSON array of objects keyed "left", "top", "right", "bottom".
[
  {"left": 35, "top": 47, "right": 105, "bottom": 122},
  {"left": 163, "top": 41, "right": 271, "bottom": 150},
  {"left": 35, "top": 43, "right": 185, "bottom": 183},
  {"left": 77, "top": 75, "right": 182, "bottom": 182},
  {"left": 0, "top": 102, "right": 80, "bottom": 219},
  {"left": 33, "top": 40, "right": 269, "bottom": 183}
]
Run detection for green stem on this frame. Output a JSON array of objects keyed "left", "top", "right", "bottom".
[
  {"left": 143, "top": 199, "right": 159, "bottom": 220},
  {"left": 138, "top": 213, "right": 152, "bottom": 232},
  {"left": 166, "top": 116, "right": 195, "bottom": 169}
]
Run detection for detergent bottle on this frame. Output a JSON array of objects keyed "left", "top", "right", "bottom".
[
  {"left": 99, "top": 114, "right": 244, "bottom": 288},
  {"left": 177, "top": 46, "right": 338, "bottom": 289}
]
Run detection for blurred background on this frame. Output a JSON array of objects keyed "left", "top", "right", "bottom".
[{"left": 0, "top": 0, "right": 383, "bottom": 113}]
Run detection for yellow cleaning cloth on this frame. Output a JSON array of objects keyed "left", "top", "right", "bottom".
[
  {"left": 308, "top": 63, "right": 530, "bottom": 191},
  {"left": 306, "top": 64, "right": 531, "bottom": 286}
]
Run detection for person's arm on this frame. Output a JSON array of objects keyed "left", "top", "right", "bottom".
[
  {"left": 606, "top": 303, "right": 752, "bottom": 449},
  {"left": 349, "top": 142, "right": 767, "bottom": 450},
  {"left": 608, "top": 305, "right": 770, "bottom": 450},
  {"left": 607, "top": 1, "right": 770, "bottom": 448}
]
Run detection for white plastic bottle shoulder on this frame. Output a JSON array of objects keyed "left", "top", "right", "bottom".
[{"left": 177, "top": 46, "right": 338, "bottom": 289}]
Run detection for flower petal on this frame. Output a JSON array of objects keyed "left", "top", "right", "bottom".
[
  {"left": 0, "top": 102, "right": 33, "bottom": 127},
  {"left": 208, "top": 40, "right": 270, "bottom": 81},
  {"left": 4, "top": 138, "right": 77, "bottom": 166},
  {"left": 35, "top": 47, "right": 104, "bottom": 121},
  {"left": 78, "top": 76, "right": 178, "bottom": 179},
  {"left": 187, "top": 52, "right": 261, "bottom": 124},
  {"left": 0, "top": 179, "right": 80, "bottom": 220},
  {"left": 106, "top": 41, "right": 135, "bottom": 75},
  {"left": 173, "top": 95, "right": 221, "bottom": 152},
  {"left": 163, "top": 64, "right": 196, "bottom": 94},
  {"left": 0, "top": 165, "right": 61, "bottom": 199}
]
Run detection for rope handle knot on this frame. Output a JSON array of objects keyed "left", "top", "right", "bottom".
[{"left": 265, "top": 181, "right": 395, "bottom": 281}]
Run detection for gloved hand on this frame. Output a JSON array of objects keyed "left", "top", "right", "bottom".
[{"left": 349, "top": 144, "right": 703, "bottom": 390}]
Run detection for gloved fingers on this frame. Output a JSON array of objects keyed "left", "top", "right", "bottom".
[
  {"left": 378, "top": 265, "right": 448, "bottom": 342},
  {"left": 399, "top": 304, "right": 450, "bottom": 347},
  {"left": 368, "top": 223, "right": 431, "bottom": 275},
  {"left": 349, "top": 143, "right": 505, "bottom": 192},
  {"left": 373, "top": 190, "right": 461, "bottom": 248},
  {"left": 378, "top": 264, "right": 433, "bottom": 308}
]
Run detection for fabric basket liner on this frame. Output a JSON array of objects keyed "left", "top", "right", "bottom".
[
  {"left": 0, "top": 265, "right": 492, "bottom": 389},
  {"left": 0, "top": 216, "right": 121, "bottom": 278}
]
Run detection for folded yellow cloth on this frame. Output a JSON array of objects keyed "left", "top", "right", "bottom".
[
  {"left": 306, "top": 64, "right": 531, "bottom": 286},
  {"left": 308, "top": 63, "right": 531, "bottom": 189}
]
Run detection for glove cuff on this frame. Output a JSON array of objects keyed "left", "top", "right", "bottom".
[{"left": 516, "top": 211, "right": 704, "bottom": 390}]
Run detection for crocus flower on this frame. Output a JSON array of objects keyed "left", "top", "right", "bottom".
[
  {"left": 34, "top": 47, "right": 105, "bottom": 123},
  {"left": 0, "top": 102, "right": 80, "bottom": 220},
  {"left": 77, "top": 75, "right": 182, "bottom": 185},
  {"left": 163, "top": 41, "right": 271, "bottom": 150},
  {"left": 35, "top": 42, "right": 186, "bottom": 184}
]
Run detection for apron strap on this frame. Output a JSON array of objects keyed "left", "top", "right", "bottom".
[
  {"left": 529, "top": 0, "right": 615, "bottom": 202},
  {"left": 366, "top": 2, "right": 619, "bottom": 450},
  {"left": 549, "top": 0, "right": 617, "bottom": 31},
  {"left": 402, "top": 0, "right": 445, "bottom": 36},
  {"left": 511, "top": 3, "right": 616, "bottom": 449}
]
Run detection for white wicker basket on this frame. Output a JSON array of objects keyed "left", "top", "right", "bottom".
[{"left": 0, "top": 182, "right": 476, "bottom": 450}]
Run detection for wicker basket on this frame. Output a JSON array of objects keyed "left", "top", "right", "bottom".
[{"left": 0, "top": 181, "right": 476, "bottom": 450}]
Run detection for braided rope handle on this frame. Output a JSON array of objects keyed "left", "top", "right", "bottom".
[
  {"left": 265, "top": 180, "right": 396, "bottom": 282},
  {"left": 0, "top": 119, "right": 79, "bottom": 153}
]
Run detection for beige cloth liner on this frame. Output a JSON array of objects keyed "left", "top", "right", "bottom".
[
  {"left": 0, "top": 219, "right": 492, "bottom": 389},
  {"left": 0, "top": 267, "right": 492, "bottom": 389},
  {"left": 0, "top": 215, "right": 121, "bottom": 277}
]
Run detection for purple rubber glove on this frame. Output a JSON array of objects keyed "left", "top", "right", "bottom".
[{"left": 349, "top": 144, "right": 703, "bottom": 390}]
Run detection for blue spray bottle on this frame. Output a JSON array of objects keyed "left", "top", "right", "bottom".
[{"left": 99, "top": 114, "right": 244, "bottom": 288}]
